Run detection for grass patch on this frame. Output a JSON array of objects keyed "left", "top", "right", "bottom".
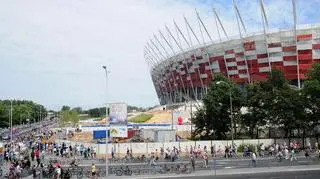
[
  {"left": 79, "top": 116, "right": 102, "bottom": 121},
  {"left": 79, "top": 116, "right": 92, "bottom": 120},
  {"left": 129, "top": 113, "right": 153, "bottom": 123},
  {"left": 93, "top": 118, "right": 103, "bottom": 121}
]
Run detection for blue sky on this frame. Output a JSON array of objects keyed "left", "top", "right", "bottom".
[{"left": 0, "top": 0, "right": 319, "bottom": 110}]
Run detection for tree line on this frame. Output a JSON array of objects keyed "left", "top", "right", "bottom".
[
  {"left": 0, "top": 100, "right": 47, "bottom": 128},
  {"left": 192, "top": 64, "right": 320, "bottom": 141}
]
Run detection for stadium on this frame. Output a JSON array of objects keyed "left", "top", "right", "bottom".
[{"left": 144, "top": 0, "right": 320, "bottom": 105}]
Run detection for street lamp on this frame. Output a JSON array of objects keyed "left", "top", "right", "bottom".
[
  {"left": 102, "top": 65, "right": 109, "bottom": 176},
  {"left": 10, "top": 100, "right": 13, "bottom": 144},
  {"left": 216, "top": 81, "right": 234, "bottom": 147}
]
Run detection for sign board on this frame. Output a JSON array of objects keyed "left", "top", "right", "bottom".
[
  {"left": 110, "top": 126, "right": 128, "bottom": 138},
  {"left": 108, "top": 103, "right": 128, "bottom": 138},
  {"left": 109, "top": 103, "right": 128, "bottom": 125}
]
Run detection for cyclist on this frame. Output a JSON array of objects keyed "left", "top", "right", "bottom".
[
  {"left": 91, "top": 163, "right": 96, "bottom": 179},
  {"left": 70, "top": 158, "right": 78, "bottom": 167},
  {"left": 55, "top": 165, "right": 61, "bottom": 179}
]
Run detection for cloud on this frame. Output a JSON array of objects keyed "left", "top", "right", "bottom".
[{"left": 0, "top": 0, "right": 317, "bottom": 110}]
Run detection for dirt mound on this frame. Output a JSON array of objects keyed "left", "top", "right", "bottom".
[
  {"left": 176, "top": 131, "right": 191, "bottom": 139},
  {"left": 71, "top": 132, "right": 93, "bottom": 143}
]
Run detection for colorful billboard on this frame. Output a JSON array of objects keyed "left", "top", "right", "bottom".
[
  {"left": 110, "top": 125, "right": 128, "bottom": 138},
  {"left": 108, "top": 103, "right": 128, "bottom": 138},
  {"left": 109, "top": 103, "right": 128, "bottom": 125}
]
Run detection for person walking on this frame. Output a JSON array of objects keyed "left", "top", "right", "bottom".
[
  {"left": 35, "top": 149, "right": 41, "bottom": 167},
  {"left": 190, "top": 155, "right": 195, "bottom": 172},
  {"left": 91, "top": 163, "right": 96, "bottom": 179},
  {"left": 251, "top": 152, "right": 257, "bottom": 167},
  {"left": 203, "top": 153, "right": 208, "bottom": 168}
]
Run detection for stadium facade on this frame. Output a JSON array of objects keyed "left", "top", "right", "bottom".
[{"left": 144, "top": 0, "right": 320, "bottom": 105}]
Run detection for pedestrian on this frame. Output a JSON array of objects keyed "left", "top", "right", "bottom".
[
  {"left": 91, "top": 163, "right": 96, "bottom": 179},
  {"left": 251, "top": 152, "right": 256, "bottom": 167},
  {"left": 32, "top": 165, "right": 37, "bottom": 179},
  {"left": 203, "top": 153, "right": 208, "bottom": 168},
  {"left": 35, "top": 149, "right": 41, "bottom": 167},
  {"left": 190, "top": 155, "right": 195, "bottom": 172},
  {"left": 31, "top": 150, "right": 35, "bottom": 161}
]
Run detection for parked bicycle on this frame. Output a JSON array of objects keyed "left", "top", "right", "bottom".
[
  {"left": 115, "top": 166, "right": 132, "bottom": 176},
  {"left": 174, "top": 164, "right": 191, "bottom": 174}
]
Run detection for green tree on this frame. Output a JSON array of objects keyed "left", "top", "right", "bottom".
[
  {"left": 61, "top": 106, "right": 71, "bottom": 111},
  {"left": 303, "top": 64, "right": 320, "bottom": 138},
  {"left": 241, "top": 83, "right": 268, "bottom": 139},
  {"left": 192, "top": 74, "right": 243, "bottom": 140},
  {"left": 61, "top": 110, "right": 70, "bottom": 127},
  {"left": 70, "top": 110, "right": 79, "bottom": 127}
]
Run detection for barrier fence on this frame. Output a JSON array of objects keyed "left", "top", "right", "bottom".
[{"left": 55, "top": 138, "right": 316, "bottom": 156}]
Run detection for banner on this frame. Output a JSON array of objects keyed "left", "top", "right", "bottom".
[
  {"left": 108, "top": 103, "right": 128, "bottom": 138},
  {"left": 110, "top": 125, "right": 128, "bottom": 138},
  {"left": 109, "top": 103, "right": 128, "bottom": 125}
]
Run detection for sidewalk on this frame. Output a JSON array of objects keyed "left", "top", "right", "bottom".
[{"left": 105, "top": 164, "right": 320, "bottom": 179}]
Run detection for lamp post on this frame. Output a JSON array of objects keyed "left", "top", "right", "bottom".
[
  {"left": 216, "top": 81, "right": 234, "bottom": 147},
  {"left": 10, "top": 100, "right": 13, "bottom": 144},
  {"left": 102, "top": 65, "right": 109, "bottom": 176}
]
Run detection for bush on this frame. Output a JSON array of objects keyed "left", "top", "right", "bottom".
[
  {"left": 130, "top": 113, "right": 153, "bottom": 123},
  {"left": 237, "top": 143, "right": 257, "bottom": 153}
]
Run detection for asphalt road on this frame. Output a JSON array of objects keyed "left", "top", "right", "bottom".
[{"left": 154, "top": 170, "right": 320, "bottom": 179}]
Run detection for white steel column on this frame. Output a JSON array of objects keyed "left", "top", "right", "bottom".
[
  {"left": 292, "top": 0, "right": 301, "bottom": 89},
  {"left": 260, "top": 0, "right": 272, "bottom": 73},
  {"left": 213, "top": 8, "right": 230, "bottom": 79},
  {"left": 233, "top": 0, "right": 251, "bottom": 84}
]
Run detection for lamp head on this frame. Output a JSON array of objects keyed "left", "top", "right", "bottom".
[{"left": 102, "top": 66, "right": 107, "bottom": 70}]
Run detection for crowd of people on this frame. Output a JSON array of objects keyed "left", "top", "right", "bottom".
[{"left": 1, "top": 119, "right": 59, "bottom": 178}]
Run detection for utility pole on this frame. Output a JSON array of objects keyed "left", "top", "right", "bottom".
[{"left": 102, "top": 65, "right": 109, "bottom": 176}]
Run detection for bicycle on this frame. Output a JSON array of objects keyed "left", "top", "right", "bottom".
[
  {"left": 174, "top": 164, "right": 191, "bottom": 174},
  {"left": 98, "top": 158, "right": 106, "bottom": 163},
  {"left": 67, "top": 165, "right": 83, "bottom": 178},
  {"left": 115, "top": 166, "right": 132, "bottom": 176},
  {"left": 85, "top": 169, "right": 101, "bottom": 179}
]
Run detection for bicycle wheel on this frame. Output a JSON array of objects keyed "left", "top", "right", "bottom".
[
  {"left": 85, "top": 171, "right": 91, "bottom": 178},
  {"left": 133, "top": 168, "right": 141, "bottom": 175},
  {"left": 125, "top": 170, "right": 132, "bottom": 176},
  {"left": 184, "top": 168, "right": 191, "bottom": 174},
  {"left": 76, "top": 172, "right": 83, "bottom": 179},
  {"left": 175, "top": 168, "right": 180, "bottom": 174},
  {"left": 115, "top": 170, "right": 123, "bottom": 176}
]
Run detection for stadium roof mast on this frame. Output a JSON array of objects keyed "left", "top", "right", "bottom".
[
  {"left": 158, "top": 30, "right": 188, "bottom": 101},
  {"left": 213, "top": 8, "right": 229, "bottom": 40},
  {"left": 144, "top": 54, "right": 161, "bottom": 99},
  {"left": 146, "top": 43, "right": 174, "bottom": 103},
  {"left": 152, "top": 35, "right": 180, "bottom": 103},
  {"left": 149, "top": 39, "right": 177, "bottom": 103},
  {"left": 174, "top": 19, "right": 205, "bottom": 99},
  {"left": 144, "top": 51, "right": 167, "bottom": 103},
  {"left": 159, "top": 29, "right": 192, "bottom": 101},
  {"left": 212, "top": 8, "right": 230, "bottom": 79},
  {"left": 233, "top": 0, "right": 251, "bottom": 84},
  {"left": 144, "top": 46, "right": 167, "bottom": 97},
  {"left": 194, "top": 9, "right": 215, "bottom": 87},
  {"left": 292, "top": 0, "right": 301, "bottom": 89},
  {"left": 260, "top": 0, "right": 272, "bottom": 73},
  {"left": 165, "top": 25, "right": 198, "bottom": 101},
  {"left": 184, "top": 15, "right": 214, "bottom": 85}
]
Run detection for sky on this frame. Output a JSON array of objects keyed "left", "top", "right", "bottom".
[{"left": 0, "top": 0, "right": 319, "bottom": 110}]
